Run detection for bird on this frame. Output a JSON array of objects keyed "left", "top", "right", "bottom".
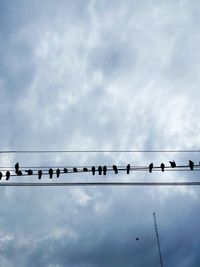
[
  {"left": 83, "top": 167, "right": 88, "bottom": 172},
  {"left": 136, "top": 237, "right": 139, "bottom": 241},
  {"left": 73, "top": 167, "right": 78, "bottom": 173},
  {"left": 189, "top": 160, "right": 194, "bottom": 170},
  {"left": 63, "top": 168, "right": 68, "bottom": 173},
  {"left": 56, "top": 169, "right": 60, "bottom": 178},
  {"left": 92, "top": 166, "right": 95, "bottom": 175},
  {"left": 38, "top": 170, "right": 42, "bottom": 179},
  {"left": 169, "top": 160, "right": 176, "bottom": 168},
  {"left": 0, "top": 172, "right": 2, "bottom": 180},
  {"left": 49, "top": 168, "right": 53, "bottom": 178},
  {"left": 160, "top": 163, "right": 165, "bottom": 172},
  {"left": 103, "top": 166, "right": 107, "bottom": 175},
  {"left": 15, "top": 162, "right": 19, "bottom": 174},
  {"left": 25, "top": 169, "right": 33, "bottom": 175},
  {"left": 6, "top": 171, "right": 10, "bottom": 180},
  {"left": 149, "top": 163, "right": 153, "bottom": 173},
  {"left": 98, "top": 166, "right": 102, "bottom": 175},
  {"left": 113, "top": 165, "right": 118, "bottom": 174},
  {"left": 126, "top": 164, "right": 130, "bottom": 174},
  {"left": 16, "top": 170, "right": 22, "bottom": 176}
]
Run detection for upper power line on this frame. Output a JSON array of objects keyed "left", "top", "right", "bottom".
[{"left": 0, "top": 150, "right": 200, "bottom": 154}]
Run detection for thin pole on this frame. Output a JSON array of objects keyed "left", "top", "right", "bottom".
[{"left": 153, "top": 212, "right": 164, "bottom": 267}]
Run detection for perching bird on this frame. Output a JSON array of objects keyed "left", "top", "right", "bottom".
[
  {"left": 0, "top": 172, "right": 2, "bottom": 180},
  {"left": 83, "top": 167, "right": 88, "bottom": 172},
  {"left": 113, "top": 165, "right": 118, "bottom": 174},
  {"left": 103, "top": 166, "right": 107, "bottom": 175},
  {"left": 16, "top": 170, "right": 22, "bottom": 176},
  {"left": 6, "top": 171, "right": 10, "bottom": 180},
  {"left": 169, "top": 160, "right": 176, "bottom": 168},
  {"left": 25, "top": 169, "right": 33, "bottom": 175},
  {"left": 38, "top": 170, "right": 42, "bottom": 179},
  {"left": 160, "top": 163, "right": 165, "bottom": 172},
  {"left": 92, "top": 166, "right": 95, "bottom": 175},
  {"left": 149, "top": 163, "right": 153, "bottom": 173},
  {"left": 56, "top": 169, "right": 60, "bottom": 178},
  {"left": 126, "top": 164, "right": 130, "bottom": 174},
  {"left": 189, "top": 160, "right": 194, "bottom": 170},
  {"left": 98, "top": 166, "right": 102, "bottom": 175},
  {"left": 15, "top": 162, "right": 19, "bottom": 174},
  {"left": 73, "top": 167, "right": 78, "bottom": 173},
  {"left": 49, "top": 168, "right": 53, "bottom": 178},
  {"left": 63, "top": 168, "right": 68, "bottom": 173}
]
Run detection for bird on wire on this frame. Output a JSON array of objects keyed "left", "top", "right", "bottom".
[
  {"left": 98, "top": 166, "right": 102, "bottom": 175},
  {"left": 160, "top": 163, "right": 165, "bottom": 172},
  {"left": 103, "top": 166, "right": 107, "bottom": 175},
  {"left": 113, "top": 165, "right": 118, "bottom": 174},
  {"left": 15, "top": 162, "right": 19, "bottom": 174},
  {"left": 38, "top": 170, "right": 42, "bottom": 179},
  {"left": 169, "top": 160, "right": 176, "bottom": 168},
  {"left": 25, "top": 169, "right": 33, "bottom": 175},
  {"left": 49, "top": 168, "right": 53, "bottom": 178},
  {"left": 92, "top": 166, "right": 95, "bottom": 175},
  {"left": 189, "top": 160, "right": 194, "bottom": 170},
  {"left": 56, "top": 169, "right": 60, "bottom": 178},
  {"left": 149, "top": 163, "right": 153, "bottom": 173},
  {"left": 127, "top": 164, "right": 130, "bottom": 174},
  {"left": 6, "top": 171, "right": 10, "bottom": 180}
]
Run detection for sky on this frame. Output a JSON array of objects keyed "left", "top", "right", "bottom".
[{"left": 0, "top": 0, "right": 200, "bottom": 266}]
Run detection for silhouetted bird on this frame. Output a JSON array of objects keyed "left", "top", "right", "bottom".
[
  {"left": 103, "top": 166, "right": 107, "bottom": 175},
  {"left": 160, "top": 163, "right": 165, "bottom": 172},
  {"left": 127, "top": 164, "right": 130, "bottom": 174},
  {"left": 56, "top": 169, "right": 60, "bottom": 178},
  {"left": 149, "top": 163, "right": 153, "bottom": 173},
  {"left": 83, "top": 167, "right": 88, "bottom": 172},
  {"left": 113, "top": 165, "right": 118, "bottom": 174},
  {"left": 169, "top": 160, "right": 176, "bottom": 168},
  {"left": 15, "top": 162, "right": 19, "bottom": 174},
  {"left": 49, "top": 168, "right": 53, "bottom": 178},
  {"left": 98, "top": 166, "right": 102, "bottom": 175},
  {"left": 73, "top": 167, "right": 78, "bottom": 173},
  {"left": 0, "top": 172, "right": 2, "bottom": 180},
  {"left": 63, "top": 168, "right": 68, "bottom": 173},
  {"left": 92, "top": 166, "right": 95, "bottom": 175},
  {"left": 38, "top": 170, "right": 42, "bottom": 179},
  {"left": 189, "top": 160, "right": 194, "bottom": 170},
  {"left": 6, "top": 171, "right": 10, "bottom": 180},
  {"left": 25, "top": 169, "right": 33, "bottom": 175},
  {"left": 16, "top": 170, "right": 22, "bottom": 176},
  {"left": 136, "top": 237, "right": 139, "bottom": 241}
]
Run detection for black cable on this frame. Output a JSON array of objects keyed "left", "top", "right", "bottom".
[
  {"left": 0, "top": 150, "right": 200, "bottom": 153},
  {"left": 0, "top": 182, "right": 200, "bottom": 186}
]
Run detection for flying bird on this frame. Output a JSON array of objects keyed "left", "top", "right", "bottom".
[
  {"left": 113, "top": 165, "right": 118, "bottom": 174},
  {"left": 126, "top": 164, "right": 130, "bottom": 174},
  {"left": 15, "top": 162, "right": 19, "bottom": 174},
  {"left": 160, "top": 163, "right": 165, "bottom": 172},
  {"left": 136, "top": 237, "right": 139, "bottom": 241},
  {"left": 49, "top": 168, "right": 53, "bottom": 178},
  {"left": 98, "top": 166, "right": 102, "bottom": 175},
  {"left": 92, "top": 166, "right": 95, "bottom": 175},
  {"left": 38, "top": 170, "right": 42, "bottom": 179},
  {"left": 169, "top": 160, "right": 176, "bottom": 168},
  {"left": 189, "top": 160, "right": 194, "bottom": 170},
  {"left": 6, "top": 171, "right": 10, "bottom": 180},
  {"left": 25, "top": 169, "right": 33, "bottom": 175},
  {"left": 149, "top": 163, "right": 153, "bottom": 173},
  {"left": 56, "top": 169, "right": 60, "bottom": 178},
  {"left": 103, "top": 166, "right": 107, "bottom": 175}
]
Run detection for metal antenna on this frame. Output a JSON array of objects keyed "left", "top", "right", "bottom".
[{"left": 153, "top": 212, "right": 164, "bottom": 267}]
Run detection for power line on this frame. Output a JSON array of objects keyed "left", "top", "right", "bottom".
[
  {"left": 1, "top": 181, "right": 200, "bottom": 186},
  {"left": 0, "top": 150, "right": 200, "bottom": 154},
  {"left": 153, "top": 212, "right": 164, "bottom": 267}
]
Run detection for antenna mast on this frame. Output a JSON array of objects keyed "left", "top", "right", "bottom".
[{"left": 153, "top": 212, "right": 164, "bottom": 267}]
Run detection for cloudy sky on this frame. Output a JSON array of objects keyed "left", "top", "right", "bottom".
[{"left": 0, "top": 0, "right": 200, "bottom": 266}]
